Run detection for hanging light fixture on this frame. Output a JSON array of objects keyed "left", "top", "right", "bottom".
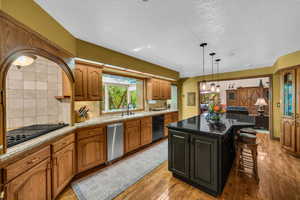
[
  {"left": 12, "top": 55, "right": 37, "bottom": 69},
  {"left": 209, "top": 52, "right": 216, "bottom": 92},
  {"left": 200, "top": 43, "right": 207, "bottom": 91},
  {"left": 215, "top": 58, "right": 221, "bottom": 93}
]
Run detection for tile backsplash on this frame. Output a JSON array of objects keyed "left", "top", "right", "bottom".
[{"left": 6, "top": 56, "right": 71, "bottom": 130}]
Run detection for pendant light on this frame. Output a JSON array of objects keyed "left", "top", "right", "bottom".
[
  {"left": 209, "top": 52, "right": 216, "bottom": 92},
  {"left": 215, "top": 59, "right": 221, "bottom": 93},
  {"left": 200, "top": 43, "right": 207, "bottom": 91}
]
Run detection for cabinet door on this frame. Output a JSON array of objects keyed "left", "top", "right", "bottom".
[
  {"left": 87, "top": 67, "right": 102, "bottom": 101},
  {"left": 152, "top": 79, "right": 160, "bottom": 100},
  {"left": 226, "top": 90, "right": 237, "bottom": 106},
  {"left": 172, "top": 112, "right": 179, "bottom": 122},
  {"left": 190, "top": 135, "right": 218, "bottom": 192},
  {"left": 168, "top": 130, "right": 189, "bottom": 178},
  {"left": 125, "top": 126, "right": 141, "bottom": 153},
  {"left": 74, "top": 64, "right": 88, "bottom": 101},
  {"left": 6, "top": 159, "right": 51, "bottom": 200},
  {"left": 77, "top": 135, "right": 107, "bottom": 172},
  {"left": 282, "top": 70, "right": 295, "bottom": 118},
  {"left": 164, "top": 113, "right": 173, "bottom": 136},
  {"left": 160, "top": 80, "right": 166, "bottom": 99},
  {"left": 165, "top": 81, "right": 171, "bottom": 99},
  {"left": 141, "top": 117, "right": 152, "bottom": 146},
  {"left": 295, "top": 120, "right": 300, "bottom": 154},
  {"left": 281, "top": 118, "right": 296, "bottom": 152},
  {"left": 247, "top": 87, "right": 264, "bottom": 115},
  {"left": 52, "top": 143, "right": 76, "bottom": 198}
]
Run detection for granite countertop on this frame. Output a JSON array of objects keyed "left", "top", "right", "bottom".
[
  {"left": 0, "top": 109, "right": 178, "bottom": 162},
  {"left": 168, "top": 113, "right": 255, "bottom": 137},
  {"left": 76, "top": 109, "right": 178, "bottom": 128}
]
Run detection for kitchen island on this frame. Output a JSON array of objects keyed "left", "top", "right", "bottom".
[{"left": 167, "top": 113, "right": 255, "bottom": 196}]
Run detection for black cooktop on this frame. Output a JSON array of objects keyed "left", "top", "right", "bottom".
[{"left": 7, "top": 123, "right": 69, "bottom": 148}]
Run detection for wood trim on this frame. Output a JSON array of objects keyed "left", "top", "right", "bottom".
[
  {"left": 0, "top": 11, "right": 76, "bottom": 154},
  {"left": 75, "top": 60, "right": 104, "bottom": 69},
  {"left": 198, "top": 74, "right": 274, "bottom": 139}
]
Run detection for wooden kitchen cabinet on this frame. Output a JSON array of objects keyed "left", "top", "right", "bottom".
[
  {"left": 147, "top": 78, "right": 171, "bottom": 100},
  {"left": 52, "top": 142, "right": 76, "bottom": 198},
  {"left": 141, "top": 117, "right": 152, "bottom": 146},
  {"left": 87, "top": 67, "right": 102, "bottom": 101},
  {"left": 77, "top": 128, "right": 107, "bottom": 173},
  {"left": 74, "top": 63, "right": 88, "bottom": 100},
  {"left": 164, "top": 113, "right": 173, "bottom": 137},
  {"left": 125, "top": 119, "right": 141, "bottom": 153},
  {"left": 74, "top": 62, "right": 102, "bottom": 101},
  {"left": 6, "top": 158, "right": 52, "bottom": 200}
]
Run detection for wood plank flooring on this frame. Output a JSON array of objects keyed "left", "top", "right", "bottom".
[{"left": 57, "top": 134, "right": 300, "bottom": 200}]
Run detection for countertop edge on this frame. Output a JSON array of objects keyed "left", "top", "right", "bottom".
[{"left": 0, "top": 110, "right": 178, "bottom": 163}]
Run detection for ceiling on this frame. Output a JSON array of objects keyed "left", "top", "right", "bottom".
[{"left": 35, "top": 0, "right": 300, "bottom": 77}]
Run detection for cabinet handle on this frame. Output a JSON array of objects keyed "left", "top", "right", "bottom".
[{"left": 26, "top": 157, "right": 38, "bottom": 165}]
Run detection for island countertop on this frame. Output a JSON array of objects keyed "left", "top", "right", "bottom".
[{"left": 167, "top": 113, "right": 255, "bottom": 137}]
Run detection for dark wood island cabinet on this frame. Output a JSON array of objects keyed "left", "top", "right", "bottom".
[{"left": 168, "top": 113, "right": 255, "bottom": 196}]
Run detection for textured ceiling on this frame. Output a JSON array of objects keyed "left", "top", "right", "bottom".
[{"left": 35, "top": 0, "right": 300, "bottom": 77}]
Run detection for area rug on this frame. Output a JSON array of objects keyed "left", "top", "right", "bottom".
[{"left": 71, "top": 140, "right": 168, "bottom": 200}]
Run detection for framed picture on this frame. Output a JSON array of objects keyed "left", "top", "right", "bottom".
[{"left": 187, "top": 92, "right": 196, "bottom": 106}]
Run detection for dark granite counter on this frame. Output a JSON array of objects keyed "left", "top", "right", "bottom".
[{"left": 167, "top": 113, "right": 255, "bottom": 137}]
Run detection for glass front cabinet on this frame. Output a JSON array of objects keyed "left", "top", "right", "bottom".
[{"left": 281, "top": 69, "right": 300, "bottom": 156}]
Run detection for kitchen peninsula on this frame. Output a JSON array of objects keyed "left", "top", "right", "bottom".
[{"left": 167, "top": 113, "right": 255, "bottom": 196}]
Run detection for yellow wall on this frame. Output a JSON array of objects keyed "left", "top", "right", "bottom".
[
  {"left": 274, "top": 50, "right": 300, "bottom": 72},
  {"left": 76, "top": 40, "right": 179, "bottom": 79},
  {"left": 0, "top": 0, "right": 179, "bottom": 79},
  {"left": 1, "top": 0, "right": 76, "bottom": 55},
  {"left": 179, "top": 66, "right": 283, "bottom": 137}
]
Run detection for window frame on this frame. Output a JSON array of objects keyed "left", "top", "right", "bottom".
[{"left": 101, "top": 72, "right": 145, "bottom": 114}]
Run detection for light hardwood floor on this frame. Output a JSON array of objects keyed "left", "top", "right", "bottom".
[{"left": 57, "top": 134, "right": 300, "bottom": 200}]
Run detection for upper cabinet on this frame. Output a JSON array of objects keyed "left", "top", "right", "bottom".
[
  {"left": 147, "top": 78, "right": 171, "bottom": 100},
  {"left": 74, "top": 62, "right": 102, "bottom": 101}
]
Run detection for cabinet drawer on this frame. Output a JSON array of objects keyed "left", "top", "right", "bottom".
[
  {"left": 52, "top": 133, "right": 75, "bottom": 153},
  {"left": 125, "top": 120, "right": 140, "bottom": 128},
  {"left": 172, "top": 112, "right": 179, "bottom": 122},
  {"left": 6, "top": 146, "right": 50, "bottom": 182},
  {"left": 141, "top": 117, "right": 152, "bottom": 127},
  {"left": 78, "top": 127, "right": 105, "bottom": 140},
  {"left": 165, "top": 113, "right": 173, "bottom": 123}
]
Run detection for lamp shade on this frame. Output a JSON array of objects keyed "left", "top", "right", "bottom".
[{"left": 255, "top": 98, "right": 268, "bottom": 106}]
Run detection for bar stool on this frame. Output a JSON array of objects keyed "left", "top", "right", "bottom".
[{"left": 236, "top": 129, "right": 259, "bottom": 183}]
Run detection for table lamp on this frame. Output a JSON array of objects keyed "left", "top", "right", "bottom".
[{"left": 255, "top": 98, "right": 268, "bottom": 116}]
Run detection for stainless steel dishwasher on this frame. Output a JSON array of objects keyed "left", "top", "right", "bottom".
[{"left": 107, "top": 123, "right": 124, "bottom": 162}]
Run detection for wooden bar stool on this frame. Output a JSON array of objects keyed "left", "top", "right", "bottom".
[{"left": 236, "top": 129, "right": 259, "bottom": 183}]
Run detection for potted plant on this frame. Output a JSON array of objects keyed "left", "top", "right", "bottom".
[{"left": 206, "top": 103, "right": 225, "bottom": 123}]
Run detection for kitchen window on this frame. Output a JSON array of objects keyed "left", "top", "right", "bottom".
[{"left": 102, "top": 74, "right": 144, "bottom": 113}]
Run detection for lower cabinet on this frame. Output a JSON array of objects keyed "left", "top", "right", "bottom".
[
  {"left": 168, "top": 129, "right": 226, "bottom": 196},
  {"left": 190, "top": 135, "right": 218, "bottom": 192},
  {"left": 6, "top": 158, "right": 52, "bottom": 200},
  {"left": 168, "top": 130, "right": 189, "bottom": 178},
  {"left": 141, "top": 117, "right": 152, "bottom": 146},
  {"left": 164, "top": 113, "right": 173, "bottom": 137},
  {"left": 125, "top": 120, "right": 141, "bottom": 153},
  {"left": 52, "top": 143, "right": 76, "bottom": 198},
  {"left": 281, "top": 118, "right": 296, "bottom": 152},
  {"left": 77, "top": 133, "right": 107, "bottom": 173}
]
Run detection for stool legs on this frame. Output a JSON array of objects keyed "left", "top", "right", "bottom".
[{"left": 236, "top": 143, "right": 259, "bottom": 183}]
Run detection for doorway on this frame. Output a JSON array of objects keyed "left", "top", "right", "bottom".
[{"left": 198, "top": 76, "right": 273, "bottom": 137}]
